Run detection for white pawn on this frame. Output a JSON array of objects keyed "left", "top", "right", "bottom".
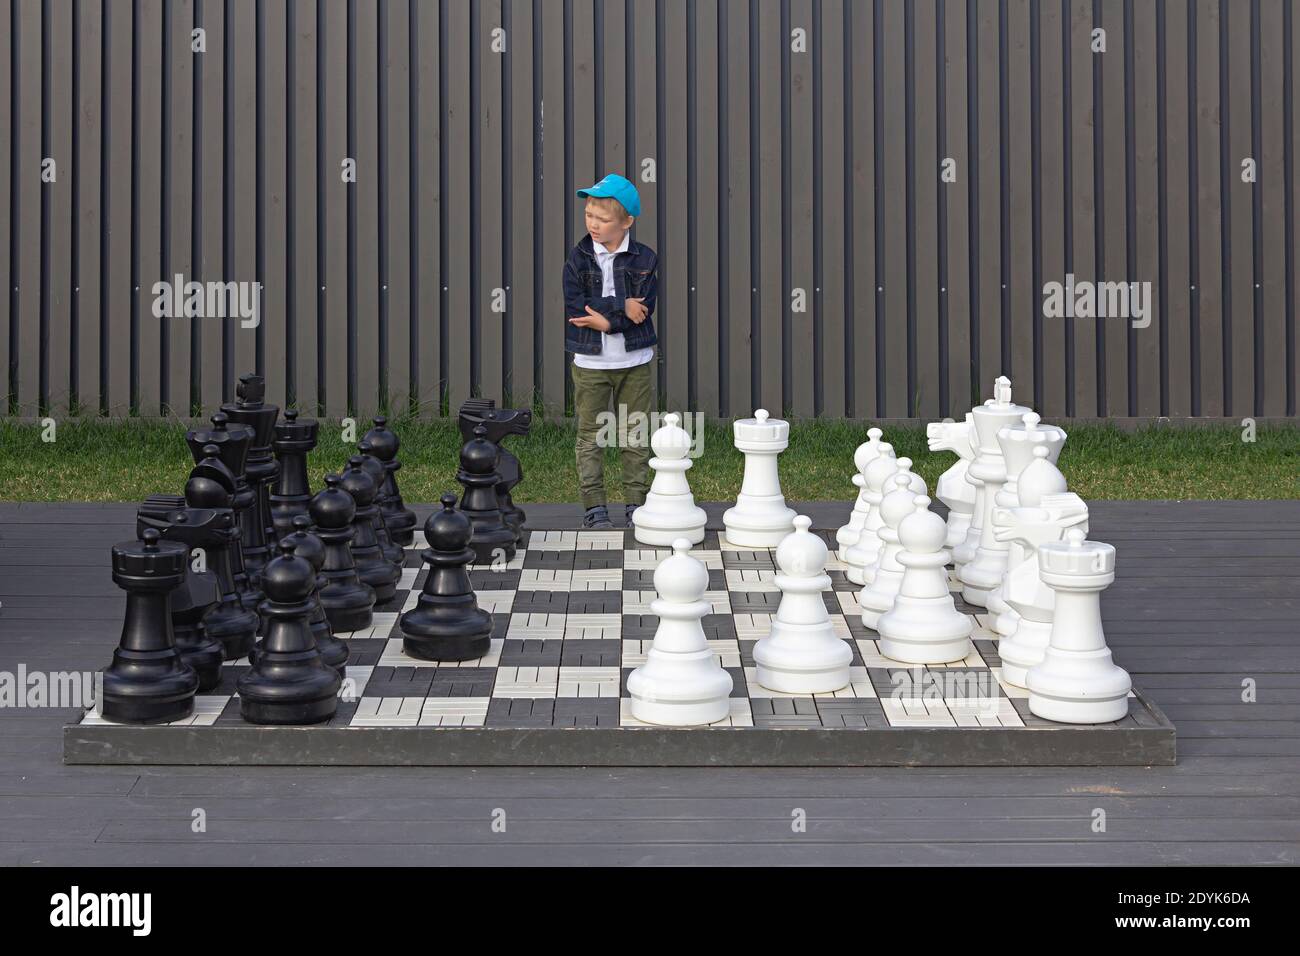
[
  {"left": 926, "top": 414, "right": 977, "bottom": 549},
  {"left": 723, "top": 409, "right": 797, "bottom": 547},
  {"left": 860, "top": 473, "right": 924, "bottom": 630},
  {"left": 842, "top": 444, "right": 899, "bottom": 586},
  {"left": 754, "top": 515, "right": 852, "bottom": 694},
  {"left": 877, "top": 495, "right": 973, "bottom": 664},
  {"left": 633, "top": 412, "right": 707, "bottom": 546},
  {"left": 835, "top": 427, "right": 890, "bottom": 559},
  {"left": 627, "top": 538, "right": 734, "bottom": 726},
  {"left": 859, "top": 457, "right": 927, "bottom": 587},
  {"left": 1027, "top": 529, "right": 1131, "bottom": 724}
]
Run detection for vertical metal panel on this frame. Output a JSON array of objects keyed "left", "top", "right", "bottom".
[
  {"left": 352, "top": 0, "right": 378, "bottom": 414},
  {"left": 788, "top": 0, "right": 814, "bottom": 418},
  {"left": 165, "top": 0, "right": 194, "bottom": 416},
  {"left": 1195, "top": 0, "right": 1224, "bottom": 416},
  {"left": 0, "top": 0, "right": 11, "bottom": 414},
  {"left": 848, "top": 0, "right": 876, "bottom": 419},
  {"left": 506, "top": 0, "right": 535, "bottom": 408},
  {"left": 756, "top": 0, "right": 782, "bottom": 414},
  {"left": 16, "top": 0, "right": 42, "bottom": 413},
  {"left": 975, "top": 0, "right": 1002, "bottom": 404},
  {"left": 1131, "top": 0, "right": 1161, "bottom": 417},
  {"left": 1006, "top": 0, "right": 1033, "bottom": 404},
  {"left": 320, "top": 0, "right": 348, "bottom": 417},
  {"left": 1258, "top": 0, "right": 1286, "bottom": 417},
  {"left": 478, "top": 0, "right": 503, "bottom": 406},
  {"left": 692, "top": 0, "right": 720, "bottom": 417},
  {"left": 660, "top": 0, "right": 690, "bottom": 412},
  {"left": 134, "top": 0, "right": 163, "bottom": 416},
  {"left": 913, "top": 0, "right": 939, "bottom": 420},
  {"left": 1163, "top": 0, "right": 1193, "bottom": 417},
  {"left": 723, "top": 0, "right": 753, "bottom": 416},
  {"left": 414, "top": 0, "right": 441, "bottom": 412},
  {"left": 537, "top": 0, "right": 565, "bottom": 414},
  {"left": 881, "top": 0, "right": 907, "bottom": 417},
  {"left": 261, "top": 0, "right": 288, "bottom": 411},
  {"left": 225, "top": 0, "right": 257, "bottom": 400},
  {"left": 1038, "top": 0, "right": 1067, "bottom": 420},
  {"left": 1101, "top": 0, "right": 1129, "bottom": 416},
  {"left": 291, "top": 0, "right": 319, "bottom": 414},
  {"left": 1226, "top": 0, "right": 1254, "bottom": 417},
  {"left": 1069, "top": 0, "right": 1097, "bottom": 418},
  {"left": 943, "top": 0, "right": 971, "bottom": 418},
  {"left": 48, "top": 0, "right": 74, "bottom": 416},
  {"left": 384, "top": 0, "right": 411, "bottom": 413},
  {"left": 818, "top": 0, "right": 847, "bottom": 419}
]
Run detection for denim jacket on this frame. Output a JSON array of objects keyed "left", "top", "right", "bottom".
[{"left": 562, "top": 235, "right": 659, "bottom": 355}]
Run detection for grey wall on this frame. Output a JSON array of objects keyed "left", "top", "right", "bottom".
[{"left": 1, "top": 0, "right": 1296, "bottom": 421}]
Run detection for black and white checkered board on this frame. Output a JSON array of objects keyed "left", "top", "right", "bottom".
[{"left": 79, "top": 527, "right": 1156, "bottom": 733}]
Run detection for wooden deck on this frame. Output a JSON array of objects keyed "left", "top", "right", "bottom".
[{"left": 1, "top": 500, "right": 1296, "bottom": 865}]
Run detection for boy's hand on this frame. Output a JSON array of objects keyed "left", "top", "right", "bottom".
[
  {"left": 625, "top": 297, "right": 648, "bottom": 323},
  {"left": 568, "top": 306, "right": 611, "bottom": 332}
]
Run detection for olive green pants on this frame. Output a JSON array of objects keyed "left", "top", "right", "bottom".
[{"left": 572, "top": 360, "right": 654, "bottom": 510}]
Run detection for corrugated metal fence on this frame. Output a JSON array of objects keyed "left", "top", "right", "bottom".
[{"left": 1, "top": 0, "right": 1296, "bottom": 421}]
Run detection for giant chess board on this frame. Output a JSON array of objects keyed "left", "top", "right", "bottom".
[{"left": 66, "top": 527, "right": 1175, "bottom": 766}]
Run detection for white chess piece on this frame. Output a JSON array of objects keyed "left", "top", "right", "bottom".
[
  {"left": 1026, "top": 529, "right": 1132, "bottom": 724},
  {"left": 723, "top": 409, "right": 797, "bottom": 547},
  {"left": 859, "top": 457, "right": 927, "bottom": 587},
  {"left": 926, "top": 414, "right": 977, "bottom": 549},
  {"left": 984, "top": 414, "right": 1068, "bottom": 629},
  {"left": 876, "top": 495, "right": 974, "bottom": 664},
  {"left": 627, "top": 538, "right": 734, "bottom": 726},
  {"left": 633, "top": 412, "right": 707, "bottom": 546},
  {"left": 993, "top": 488, "right": 1090, "bottom": 687},
  {"left": 859, "top": 473, "right": 924, "bottom": 630},
  {"left": 990, "top": 443, "right": 1070, "bottom": 637},
  {"left": 959, "top": 376, "right": 1032, "bottom": 606},
  {"left": 835, "top": 428, "right": 890, "bottom": 559},
  {"left": 842, "top": 444, "right": 897, "bottom": 585},
  {"left": 754, "top": 515, "right": 852, "bottom": 694}
]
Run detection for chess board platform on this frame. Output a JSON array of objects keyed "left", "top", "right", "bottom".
[{"left": 64, "top": 527, "right": 1175, "bottom": 767}]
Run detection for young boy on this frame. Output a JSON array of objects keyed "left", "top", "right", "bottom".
[{"left": 563, "top": 173, "right": 659, "bottom": 529}]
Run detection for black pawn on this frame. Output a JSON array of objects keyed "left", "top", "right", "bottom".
[
  {"left": 457, "top": 425, "right": 517, "bottom": 564},
  {"left": 310, "top": 474, "right": 376, "bottom": 633},
  {"left": 356, "top": 440, "right": 405, "bottom": 566},
  {"left": 236, "top": 540, "right": 341, "bottom": 725},
  {"left": 186, "top": 445, "right": 261, "bottom": 661},
  {"left": 400, "top": 494, "right": 493, "bottom": 662},
  {"left": 270, "top": 408, "right": 319, "bottom": 542},
  {"left": 340, "top": 457, "right": 402, "bottom": 603},
  {"left": 288, "top": 515, "right": 349, "bottom": 674},
  {"left": 100, "top": 529, "right": 199, "bottom": 724},
  {"left": 362, "top": 416, "right": 417, "bottom": 546}
]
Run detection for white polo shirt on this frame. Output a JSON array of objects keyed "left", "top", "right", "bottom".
[{"left": 573, "top": 231, "right": 655, "bottom": 370}]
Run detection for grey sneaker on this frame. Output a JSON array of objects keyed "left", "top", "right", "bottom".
[
  {"left": 625, "top": 504, "right": 639, "bottom": 526},
  {"left": 583, "top": 505, "right": 614, "bottom": 529}
]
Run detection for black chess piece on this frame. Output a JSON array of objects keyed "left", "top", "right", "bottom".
[
  {"left": 362, "top": 415, "right": 417, "bottom": 546},
  {"left": 287, "top": 515, "right": 349, "bottom": 674},
  {"left": 186, "top": 412, "right": 263, "bottom": 620},
  {"left": 99, "top": 528, "right": 200, "bottom": 724},
  {"left": 340, "top": 457, "right": 402, "bottom": 602},
  {"left": 459, "top": 399, "right": 532, "bottom": 546},
  {"left": 456, "top": 424, "right": 517, "bottom": 564},
  {"left": 270, "top": 408, "right": 318, "bottom": 542},
  {"left": 135, "top": 494, "right": 226, "bottom": 691},
  {"left": 183, "top": 445, "right": 261, "bottom": 661},
  {"left": 236, "top": 539, "right": 342, "bottom": 724},
  {"left": 356, "top": 440, "right": 405, "bottom": 566},
  {"left": 400, "top": 494, "right": 494, "bottom": 661},
  {"left": 221, "top": 373, "right": 281, "bottom": 580},
  {"left": 309, "top": 474, "right": 377, "bottom": 633}
]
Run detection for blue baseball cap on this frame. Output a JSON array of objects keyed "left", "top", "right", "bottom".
[{"left": 576, "top": 173, "right": 641, "bottom": 217}]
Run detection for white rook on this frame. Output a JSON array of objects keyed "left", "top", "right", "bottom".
[
  {"left": 1027, "top": 529, "right": 1132, "bottom": 724},
  {"left": 723, "top": 409, "right": 797, "bottom": 547}
]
